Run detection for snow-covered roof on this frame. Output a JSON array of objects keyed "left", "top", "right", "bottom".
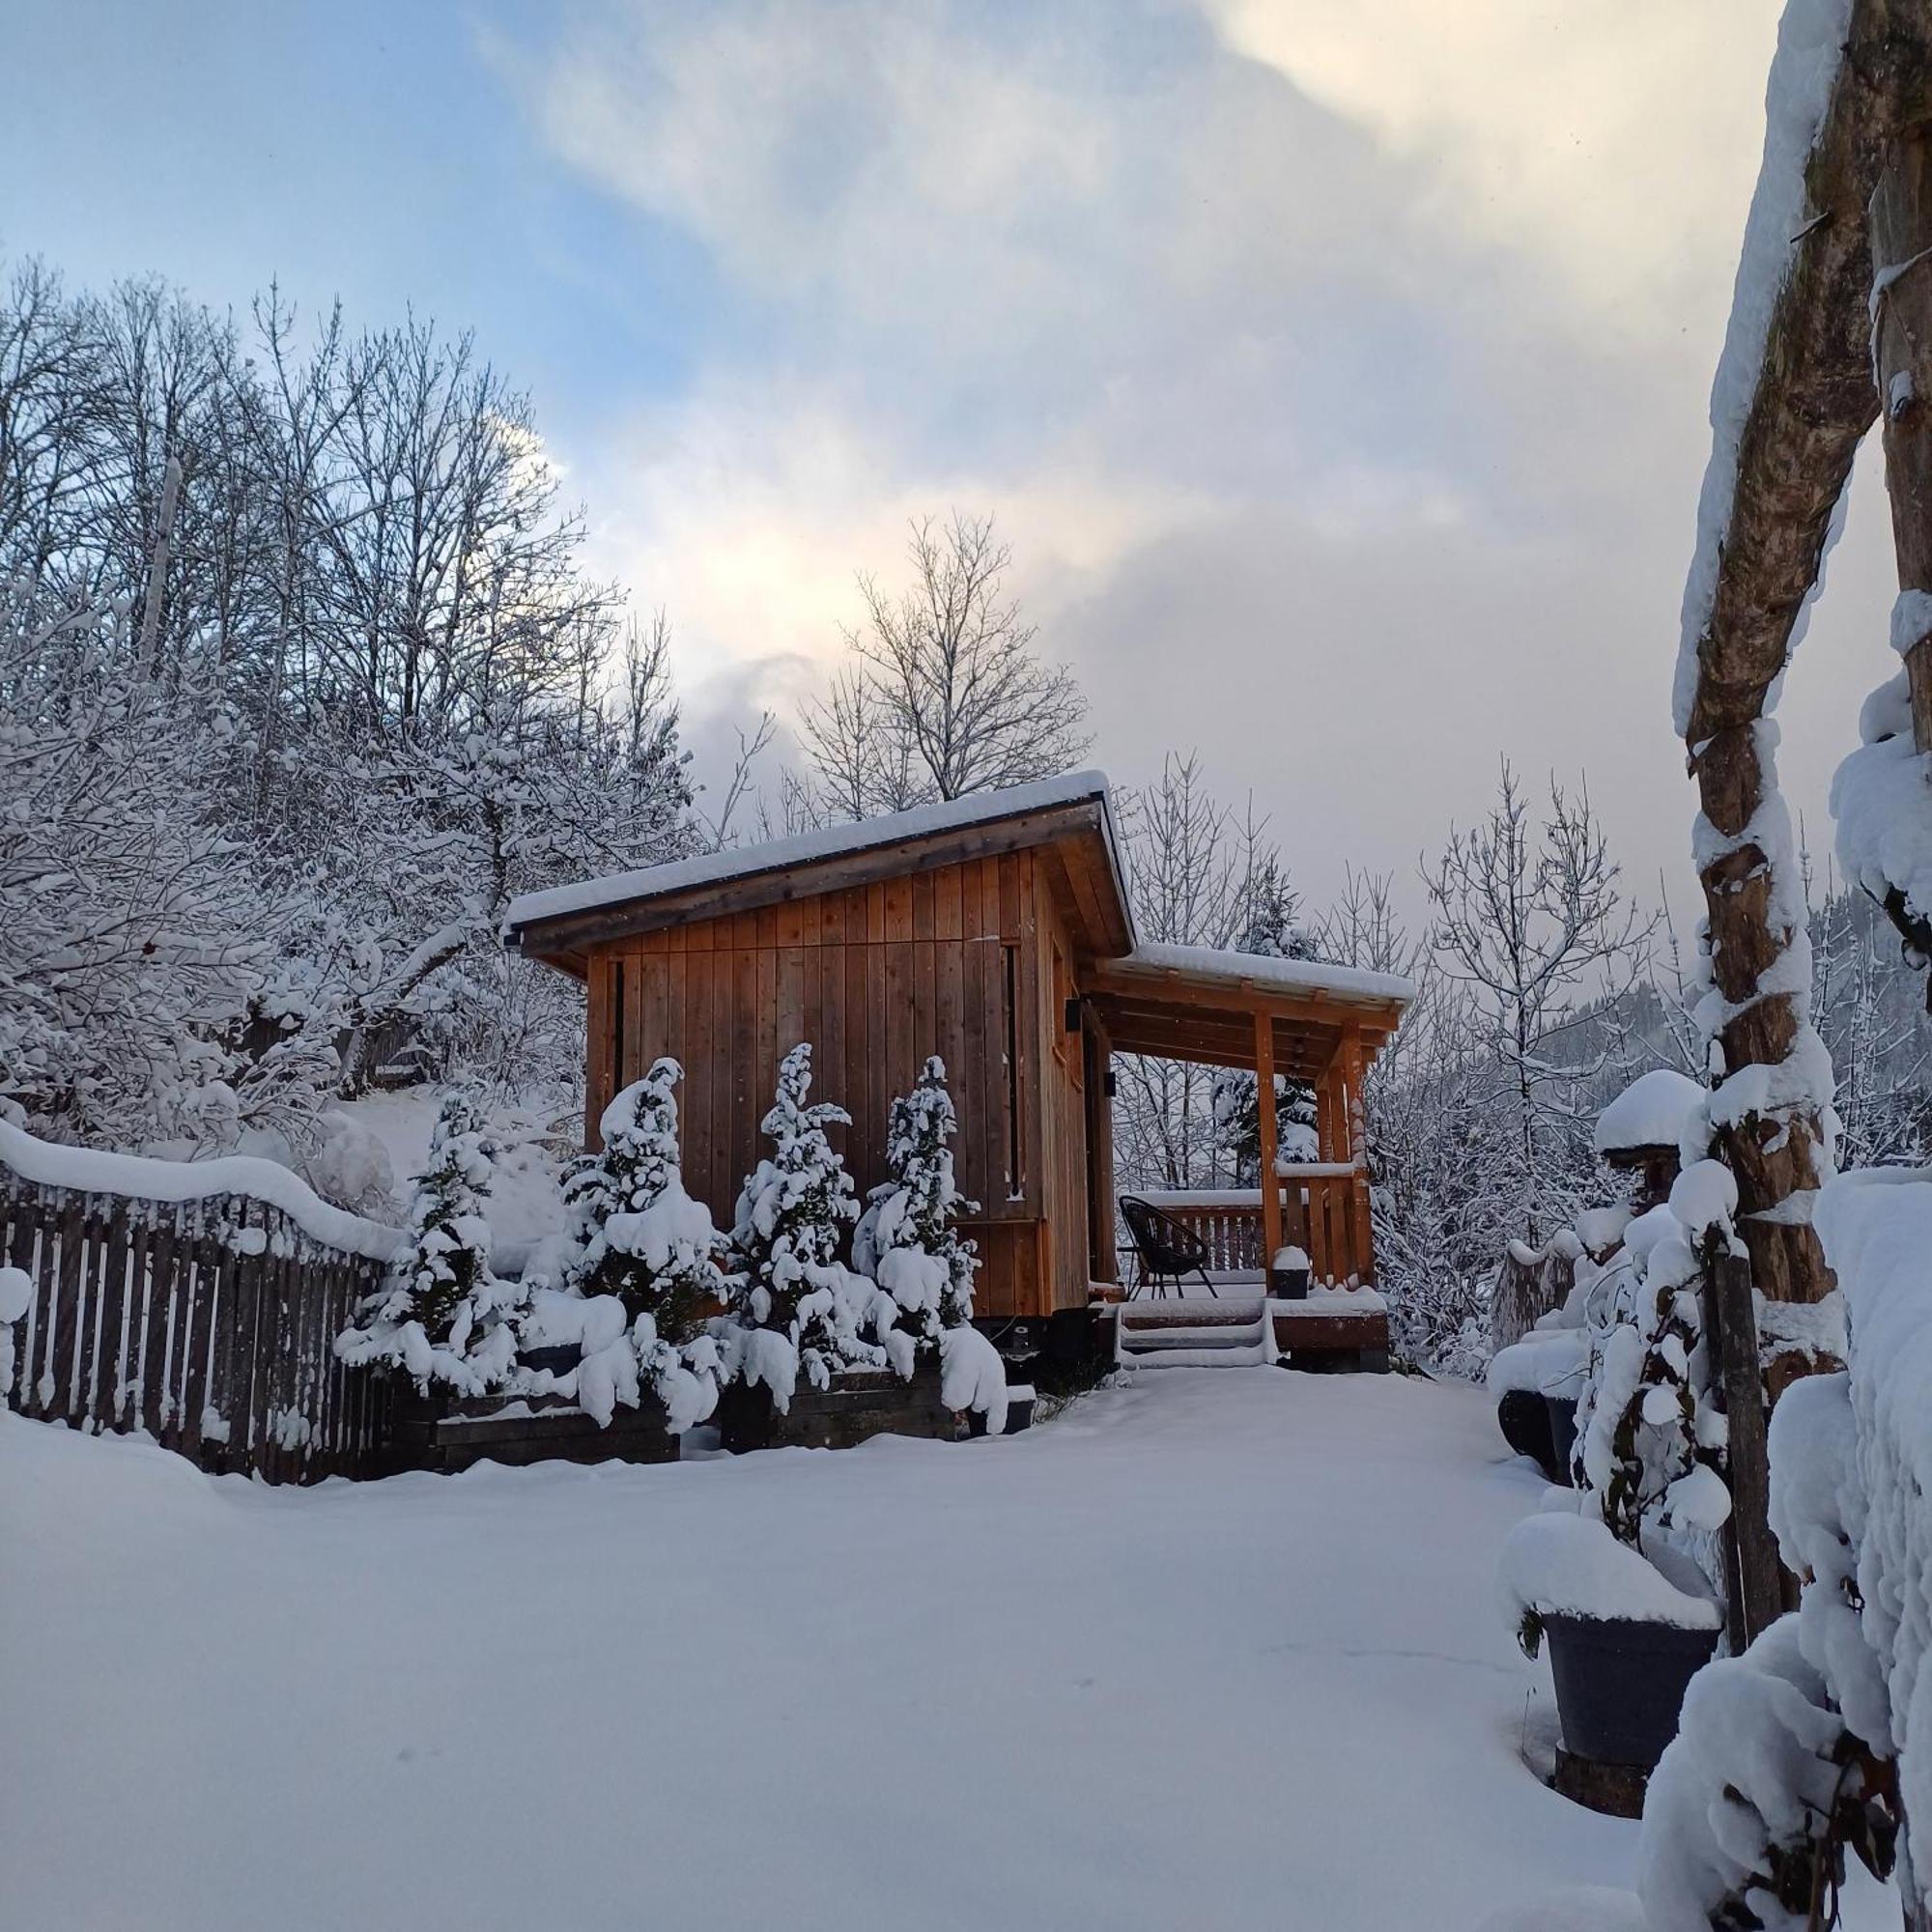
[
  {"left": 506, "top": 769, "right": 1122, "bottom": 936},
  {"left": 1593, "top": 1068, "right": 1706, "bottom": 1156},
  {"left": 1114, "top": 942, "right": 1414, "bottom": 1008}
]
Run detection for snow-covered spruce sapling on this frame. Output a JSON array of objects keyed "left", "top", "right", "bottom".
[
  {"left": 859, "top": 1056, "right": 980, "bottom": 1375},
  {"left": 548, "top": 1058, "right": 728, "bottom": 1432},
  {"left": 730, "top": 1043, "right": 885, "bottom": 1403},
  {"left": 334, "top": 1091, "right": 522, "bottom": 1394}
]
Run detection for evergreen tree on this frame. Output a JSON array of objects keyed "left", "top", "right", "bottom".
[
  {"left": 552, "top": 1057, "right": 728, "bottom": 1432},
  {"left": 863, "top": 1057, "right": 980, "bottom": 1371},
  {"left": 732, "top": 1043, "right": 882, "bottom": 1396},
  {"left": 564, "top": 1058, "right": 729, "bottom": 1347},
  {"left": 1213, "top": 860, "right": 1321, "bottom": 1179},
  {"left": 335, "top": 1090, "right": 521, "bottom": 1392}
]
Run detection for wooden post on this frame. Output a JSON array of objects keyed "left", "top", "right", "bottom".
[
  {"left": 1676, "top": 0, "right": 1893, "bottom": 1339},
  {"left": 1255, "top": 1012, "right": 1283, "bottom": 1289},
  {"left": 1872, "top": 124, "right": 1932, "bottom": 959},
  {"left": 1341, "top": 1026, "right": 1374, "bottom": 1288},
  {"left": 1704, "top": 1252, "right": 1788, "bottom": 1647},
  {"left": 1083, "top": 1016, "right": 1117, "bottom": 1284}
]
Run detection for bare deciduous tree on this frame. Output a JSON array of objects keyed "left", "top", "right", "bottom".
[
  {"left": 799, "top": 512, "right": 1089, "bottom": 818},
  {"left": 1424, "top": 761, "right": 1654, "bottom": 1246}
]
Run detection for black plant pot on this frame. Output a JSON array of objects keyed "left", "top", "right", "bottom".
[
  {"left": 1270, "top": 1264, "right": 1311, "bottom": 1301},
  {"left": 1496, "top": 1389, "right": 1558, "bottom": 1479},
  {"left": 1542, "top": 1612, "right": 1719, "bottom": 1771},
  {"left": 1544, "top": 1395, "right": 1578, "bottom": 1488}
]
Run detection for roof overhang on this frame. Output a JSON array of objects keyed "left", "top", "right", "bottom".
[
  {"left": 506, "top": 772, "right": 1134, "bottom": 975},
  {"left": 1081, "top": 945, "right": 1412, "bottom": 1078}
]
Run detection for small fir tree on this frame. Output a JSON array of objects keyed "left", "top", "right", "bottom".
[
  {"left": 539, "top": 1059, "right": 729, "bottom": 1432},
  {"left": 564, "top": 1057, "right": 731, "bottom": 1350},
  {"left": 863, "top": 1057, "right": 980, "bottom": 1373},
  {"left": 335, "top": 1090, "right": 520, "bottom": 1392},
  {"left": 732, "top": 1042, "right": 881, "bottom": 1397}
]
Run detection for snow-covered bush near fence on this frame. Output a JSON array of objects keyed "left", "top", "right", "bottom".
[
  {"left": 537, "top": 1060, "right": 729, "bottom": 1433},
  {"left": 858, "top": 1056, "right": 979, "bottom": 1373},
  {"left": 334, "top": 1092, "right": 524, "bottom": 1394},
  {"left": 728, "top": 1043, "right": 889, "bottom": 1406}
]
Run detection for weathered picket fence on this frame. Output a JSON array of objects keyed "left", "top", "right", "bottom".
[{"left": 0, "top": 1125, "right": 399, "bottom": 1483}]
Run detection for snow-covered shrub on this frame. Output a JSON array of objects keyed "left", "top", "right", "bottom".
[
  {"left": 1636, "top": 1373, "right": 1898, "bottom": 1932},
  {"left": 335, "top": 1092, "right": 523, "bottom": 1393},
  {"left": 306, "top": 1110, "right": 397, "bottom": 1220},
  {"left": 728, "top": 1043, "right": 887, "bottom": 1405},
  {"left": 859, "top": 1056, "right": 980, "bottom": 1375},
  {"left": 543, "top": 1060, "right": 729, "bottom": 1432},
  {"left": 1574, "top": 1163, "right": 1735, "bottom": 1553},
  {"left": 1501, "top": 1162, "right": 1734, "bottom": 1649}
]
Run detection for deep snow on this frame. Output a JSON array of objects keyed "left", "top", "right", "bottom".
[{"left": 0, "top": 1371, "right": 1811, "bottom": 1928}]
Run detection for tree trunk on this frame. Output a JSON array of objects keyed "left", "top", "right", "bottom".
[{"left": 1680, "top": 0, "right": 1895, "bottom": 1333}]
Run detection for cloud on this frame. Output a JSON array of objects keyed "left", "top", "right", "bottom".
[
  {"left": 513, "top": 0, "right": 1878, "bottom": 931},
  {"left": 1200, "top": 0, "right": 1780, "bottom": 335}
]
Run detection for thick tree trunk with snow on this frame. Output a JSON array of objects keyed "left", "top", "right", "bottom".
[
  {"left": 1681, "top": 0, "right": 1893, "bottom": 1326},
  {"left": 1872, "top": 91, "right": 1932, "bottom": 784}
]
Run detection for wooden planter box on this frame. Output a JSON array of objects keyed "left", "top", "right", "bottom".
[
  {"left": 386, "top": 1384, "right": 679, "bottom": 1475},
  {"left": 714, "top": 1361, "right": 964, "bottom": 1454}
]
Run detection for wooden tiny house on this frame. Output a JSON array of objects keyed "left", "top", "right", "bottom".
[{"left": 507, "top": 774, "right": 1412, "bottom": 1323}]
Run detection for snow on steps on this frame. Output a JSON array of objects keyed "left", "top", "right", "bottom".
[{"left": 1115, "top": 1295, "right": 1272, "bottom": 1370}]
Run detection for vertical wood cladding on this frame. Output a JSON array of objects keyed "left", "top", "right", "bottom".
[{"left": 582, "top": 848, "right": 1089, "bottom": 1318}]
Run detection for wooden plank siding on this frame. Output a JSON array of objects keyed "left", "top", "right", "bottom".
[{"left": 582, "top": 850, "right": 1088, "bottom": 1320}]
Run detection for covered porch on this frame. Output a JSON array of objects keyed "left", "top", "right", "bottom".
[{"left": 1074, "top": 940, "right": 1409, "bottom": 1312}]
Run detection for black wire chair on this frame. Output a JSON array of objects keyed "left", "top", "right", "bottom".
[{"left": 1118, "top": 1195, "right": 1216, "bottom": 1299}]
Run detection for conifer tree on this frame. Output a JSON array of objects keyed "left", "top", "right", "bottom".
[
  {"left": 731, "top": 1043, "right": 881, "bottom": 1398},
  {"left": 865, "top": 1056, "right": 980, "bottom": 1369},
  {"left": 565, "top": 1057, "right": 730, "bottom": 1347},
  {"left": 336, "top": 1090, "right": 520, "bottom": 1392}
]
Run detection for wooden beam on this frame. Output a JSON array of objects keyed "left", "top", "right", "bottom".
[
  {"left": 1341, "top": 1025, "right": 1375, "bottom": 1288},
  {"left": 1871, "top": 105, "right": 1932, "bottom": 963},
  {"left": 514, "top": 803, "right": 1120, "bottom": 959},
  {"left": 1255, "top": 1012, "right": 1283, "bottom": 1283},
  {"left": 1679, "top": 0, "right": 1895, "bottom": 1321}
]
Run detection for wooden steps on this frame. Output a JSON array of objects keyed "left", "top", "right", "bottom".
[{"left": 1114, "top": 1297, "right": 1271, "bottom": 1370}]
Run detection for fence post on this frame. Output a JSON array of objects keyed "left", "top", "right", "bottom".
[{"left": 1705, "top": 1251, "right": 1786, "bottom": 1649}]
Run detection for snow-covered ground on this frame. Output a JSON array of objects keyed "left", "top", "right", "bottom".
[{"left": 0, "top": 1369, "right": 1877, "bottom": 1929}]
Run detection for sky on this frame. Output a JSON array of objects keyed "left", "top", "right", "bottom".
[{"left": 2, "top": 0, "right": 1898, "bottom": 933}]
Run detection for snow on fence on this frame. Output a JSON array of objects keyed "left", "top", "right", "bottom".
[{"left": 0, "top": 1124, "right": 400, "bottom": 1482}]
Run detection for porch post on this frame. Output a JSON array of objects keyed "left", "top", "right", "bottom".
[
  {"left": 1342, "top": 1025, "right": 1374, "bottom": 1288},
  {"left": 1255, "top": 1012, "right": 1283, "bottom": 1286}
]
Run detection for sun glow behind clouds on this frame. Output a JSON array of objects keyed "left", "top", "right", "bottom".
[{"left": 518, "top": 0, "right": 1872, "bottom": 922}]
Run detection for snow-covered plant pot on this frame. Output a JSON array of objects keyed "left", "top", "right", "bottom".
[
  {"left": 1496, "top": 1390, "right": 1559, "bottom": 1476},
  {"left": 1270, "top": 1245, "right": 1311, "bottom": 1300},
  {"left": 1544, "top": 1396, "right": 1579, "bottom": 1488},
  {"left": 1503, "top": 1510, "right": 1722, "bottom": 1777},
  {"left": 1538, "top": 1613, "right": 1720, "bottom": 1775},
  {"left": 1489, "top": 1323, "right": 1586, "bottom": 1484},
  {"left": 1499, "top": 1163, "right": 1739, "bottom": 1795}
]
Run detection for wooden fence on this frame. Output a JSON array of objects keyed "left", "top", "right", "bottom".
[{"left": 1, "top": 1167, "right": 396, "bottom": 1483}]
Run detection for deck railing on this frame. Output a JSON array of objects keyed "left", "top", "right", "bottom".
[{"left": 1138, "top": 1168, "right": 1373, "bottom": 1288}]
